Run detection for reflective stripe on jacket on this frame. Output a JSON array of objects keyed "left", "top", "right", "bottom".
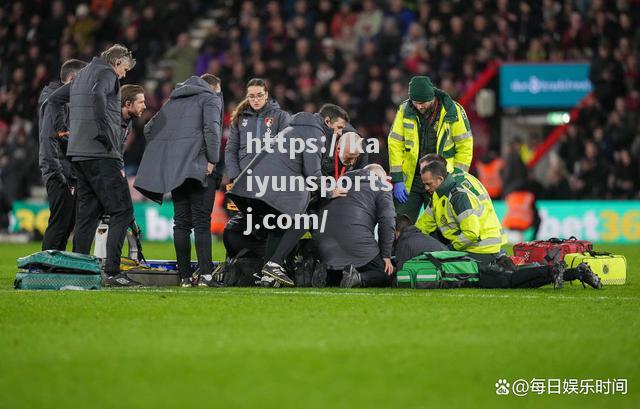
[
  {"left": 388, "top": 92, "right": 473, "bottom": 188},
  {"left": 416, "top": 173, "right": 506, "bottom": 254}
]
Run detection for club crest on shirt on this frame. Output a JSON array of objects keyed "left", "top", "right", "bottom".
[
  {"left": 265, "top": 117, "right": 273, "bottom": 128},
  {"left": 241, "top": 118, "right": 248, "bottom": 127}
]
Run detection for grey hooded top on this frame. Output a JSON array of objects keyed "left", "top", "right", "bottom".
[
  {"left": 134, "top": 76, "right": 222, "bottom": 203},
  {"left": 227, "top": 112, "right": 324, "bottom": 217},
  {"left": 38, "top": 81, "right": 74, "bottom": 183},
  {"left": 312, "top": 168, "right": 395, "bottom": 270},
  {"left": 225, "top": 99, "right": 290, "bottom": 180}
]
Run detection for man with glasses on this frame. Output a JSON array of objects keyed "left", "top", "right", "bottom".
[{"left": 49, "top": 44, "right": 140, "bottom": 286}]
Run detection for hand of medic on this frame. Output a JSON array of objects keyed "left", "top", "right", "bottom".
[
  {"left": 383, "top": 258, "right": 394, "bottom": 276},
  {"left": 393, "top": 182, "right": 409, "bottom": 203},
  {"left": 206, "top": 162, "right": 215, "bottom": 176}
]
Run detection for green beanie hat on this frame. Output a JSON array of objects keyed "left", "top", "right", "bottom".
[{"left": 408, "top": 76, "right": 435, "bottom": 102}]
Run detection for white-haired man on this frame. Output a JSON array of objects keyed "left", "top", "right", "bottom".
[{"left": 48, "top": 44, "right": 139, "bottom": 287}]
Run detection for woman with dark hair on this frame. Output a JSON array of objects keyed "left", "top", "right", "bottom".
[
  {"left": 221, "top": 79, "right": 290, "bottom": 269},
  {"left": 225, "top": 78, "right": 291, "bottom": 181}
]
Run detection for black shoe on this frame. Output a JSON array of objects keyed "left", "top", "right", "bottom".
[
  {"left": 211, "top": 262, "right": 226, "bottom": 284},
  {"left": 261, "top": 262, "right": 294, "bottom": 287},
  {"left": 197, "top": 272, "right": 224, "bottom": 287},
  {"left": 576, "top": 263, "right": 602, "bottom": 289},
  {"left": 551, "top": 261, "right": 566, "bottom": 289},
  {"left": 104, "top": 273, "right": 142, "bottom": 287},
  {"left": 260, "top": 275, "right": 282, "bottom": 288},
  {"left": 180, "top": 277, "right": 194, "bottom": 288},
  {"left": 340, "top": 265, "right": 362, "bottom": 288}
]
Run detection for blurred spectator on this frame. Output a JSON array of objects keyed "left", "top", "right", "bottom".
[
  {"left": 502, "top": 138, "right": 528, "bottom": 196},
  {"left": 569, "top": 140, "right": 609, "bottom": 199},
  {"left": 386, "top": 0, "right": 415, "bottom": 36},
  {"left": 608, "top": 149, "right": 638, "bottom": 199},
  {"left": 543, "top": 156, "right": 572, "bottom": 200},
  {"left": 589, "top": 41, "right": 625, "bottom": 110},
  {"left": 354, "top": 0, "right": 383, "bottom": 41},
  {"left": 557, "top": 125, "right": 584, "bottom": 174},
  {"left": 476, "top": 151, "right": 504, "bottom": 199},
  {"left": 164, "top": 32, "right": 197, "bottom": 84},
  {"left": 66, "top": 4, "right": 97, "bottom": 51}
]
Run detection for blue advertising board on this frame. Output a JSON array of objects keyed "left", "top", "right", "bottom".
[{"left": 500, "top": 63, "right": 592, "bottom": 108}]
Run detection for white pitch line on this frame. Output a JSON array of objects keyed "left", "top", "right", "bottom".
[{"left": 1, "top": 288, "right": 637, "bottom": 302}]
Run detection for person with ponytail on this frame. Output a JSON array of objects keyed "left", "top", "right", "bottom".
[
  {"left": 225, "top": 79, "right": 291, "bottom": 181},
  {"left": 218, "top": 79, "right": 290, "bottom": 273}
]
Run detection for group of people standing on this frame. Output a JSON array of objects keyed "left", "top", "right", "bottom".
[
  {"left": 39, "top": 45, "right": 148, "bottom": 286},
  {"left": 39, "top": 43, "right": 576, "bottom": 289},
  {"left": 38, "top": 44, "right": 223, "bottom": 287}
]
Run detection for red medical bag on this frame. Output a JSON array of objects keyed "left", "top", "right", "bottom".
[{"left": 513, "top": 237, "right": 593, "bottom": 265}]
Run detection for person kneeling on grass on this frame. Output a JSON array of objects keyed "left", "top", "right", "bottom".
[
  {"left": 416, "top": 160, "right": 506, "bottom": 267},
  {"left": 312, "top": 164, "right": 395, "bottom": 288},
  {"left": 227, "top": 112, "right": 346, "bottom": 287},
  {"left": 411, "top": 161, "right": 601, "bottom": 289}
]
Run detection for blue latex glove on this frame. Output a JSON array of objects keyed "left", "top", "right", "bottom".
[{"left": 393, "top": 182, "right": 409, "bottom": 203}]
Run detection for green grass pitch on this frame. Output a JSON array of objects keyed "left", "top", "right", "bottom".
[{"left": 0, "top": 241, "right": 638, "bottom": 408}]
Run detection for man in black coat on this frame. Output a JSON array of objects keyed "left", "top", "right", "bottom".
[
  {"left": 135, "top": 74, "right": 222, "bottom": 287},
  {"left": 313, "top": 164, "right": 396, "bottom": 288},
  {"left": 49, "top": 44, "right": 138, "bottom": 286},
  {"left": 38, "top": 59, "right": 87, "bottom": 251}
]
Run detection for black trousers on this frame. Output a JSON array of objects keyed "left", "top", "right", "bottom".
[
  {"left": 467, "top": 253, "right": 500, "bottom": 266},
  {"left": 327, "top": 255, "right": 391, "bottom": 287},
  {"left": 42, "top": 176, "right": 76, "bottom": 251},
  {"left": 171, "top": 177, "right": 216, "bottom": 278},
  {"left": 265, "top": 225, "right": 307, "bottom": 265},
  {"left": 223, "top": 228, "right": 266, "bottom": 260},
  {"left": 72, "top": 159, "right": 133, "bottom": 275},
  {"left": 356, "top": 254, "right": 391, "bottom": 287}
]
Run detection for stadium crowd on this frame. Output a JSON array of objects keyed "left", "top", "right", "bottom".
[{"left": 1, "top": 0, "right": 639, "bottom": 226}]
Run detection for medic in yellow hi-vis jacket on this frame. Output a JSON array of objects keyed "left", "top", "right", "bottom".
[
  {"left": 418, "top": 153, "right": 493, "bottom": 210},
  {"left": 416, "top": 161, "right": 506, "bottom": 263},
  {"left": 388, "top": 76, "right": 473, "bottom": 223}
]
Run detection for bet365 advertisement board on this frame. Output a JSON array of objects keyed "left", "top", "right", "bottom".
[{"left": 9, "top": 200, "right": 640, "bottom": 244}]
